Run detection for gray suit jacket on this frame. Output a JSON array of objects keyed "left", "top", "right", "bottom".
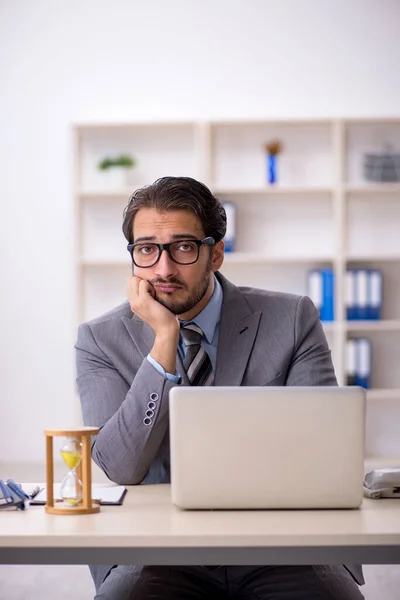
[{"left": 75, "top": 272, "right": 364, "bottom": 590}]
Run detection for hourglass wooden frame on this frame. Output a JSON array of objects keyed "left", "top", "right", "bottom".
[{"left": 44, "top": 427, "right": 100, "bottom": 515}]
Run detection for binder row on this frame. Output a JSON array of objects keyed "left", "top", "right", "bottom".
[
  {"left": 307, "top": 269, "right": 334, "bottom": 322},
  {"left": 307, "top": 269, "right": 383, "bottom": 322},
  {"left": 346, "top": 338, "right": 371, "bottom": 389},
  {"left": 346, "top": 269, "right": 382, "bottom": 320}
]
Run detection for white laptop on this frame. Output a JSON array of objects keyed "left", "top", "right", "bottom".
[{"left": 169, "top": 386, "right": 366, "bottom": 509}]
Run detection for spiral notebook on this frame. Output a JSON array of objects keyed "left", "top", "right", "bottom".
[{"left": 29, "top": 484, "right": 127, "bottom": 506}]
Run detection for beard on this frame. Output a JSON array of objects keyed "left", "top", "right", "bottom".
[{"left": 151, "top": 258, "right": 213, "bottom": 316}]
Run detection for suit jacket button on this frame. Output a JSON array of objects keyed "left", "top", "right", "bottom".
[{"left": 150, "top": 392, "right": 159, "bottom": 401}]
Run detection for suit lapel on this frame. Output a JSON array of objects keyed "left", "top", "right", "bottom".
[
  {"left": 121, "top": 314, "right": 155, "bottom": 359},
  {"left": 121, "top": 313, "right": 190, "bottom": 385},
  {"left": 215, "top": 274, "right": 262, "bottom": 386}
]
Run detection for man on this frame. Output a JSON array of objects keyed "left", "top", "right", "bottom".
[{"left": 76, "top": 176, "right": 364, "bottom": 599}]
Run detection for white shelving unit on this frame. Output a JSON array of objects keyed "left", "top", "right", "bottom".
[{"left": 73, "top": 118, "right": 400, "bottom": 459}]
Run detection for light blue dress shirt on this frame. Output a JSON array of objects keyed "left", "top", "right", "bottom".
[{"left": 147, "top": 275, "right": 223, "bottom": 382}]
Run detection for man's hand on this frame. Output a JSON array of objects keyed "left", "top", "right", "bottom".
[
  {"left": 127, "top": 276, "right": 179, "bottom": 336},
  {"left": 127, "top": 276, "right": 180, "bottom": 374}
]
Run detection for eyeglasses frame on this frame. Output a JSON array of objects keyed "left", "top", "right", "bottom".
[{"left": 127, "top": 236, "right": 216, "bottom": 268}]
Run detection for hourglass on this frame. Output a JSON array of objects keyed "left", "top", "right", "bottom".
[{"left": 44, "top": 427, "right": 100, "bottom": 515}]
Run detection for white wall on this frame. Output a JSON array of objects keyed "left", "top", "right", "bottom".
[{"left": 1, "top": 0, "right": 400, "bottom": 463}]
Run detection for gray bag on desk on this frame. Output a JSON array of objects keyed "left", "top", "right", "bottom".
[{"left": 364, "top": 468, "right": 400, "bottom": 498}]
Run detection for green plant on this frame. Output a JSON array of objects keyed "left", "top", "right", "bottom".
[{"left": 98, "top": 154, "right": 136, "bottom": 170}]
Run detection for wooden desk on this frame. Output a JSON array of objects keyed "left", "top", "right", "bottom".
[{"left": 1, "top": 484, "right": 400, "bottom": 565}]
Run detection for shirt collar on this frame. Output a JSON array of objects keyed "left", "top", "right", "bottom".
[{"left": 180, "top": 275, "right": 223, "bottom": 343}]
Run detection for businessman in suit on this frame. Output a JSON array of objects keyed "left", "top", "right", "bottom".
[{"left": 76, "top": 176, "right": 364, "bottom": 599}]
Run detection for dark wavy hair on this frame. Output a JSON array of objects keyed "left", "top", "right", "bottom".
[{"left": 122, "top": 176, "right": 227, "bottom": 243}]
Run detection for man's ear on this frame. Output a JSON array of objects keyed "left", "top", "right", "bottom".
[{"left": 211, "top": 240, "right": 224, "bottom": 272}]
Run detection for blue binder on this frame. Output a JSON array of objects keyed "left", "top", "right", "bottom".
[
  {"left": 321, "top": 268, "right": 334, "bottom": 321},
  {"left": 355, "top": 269, "right": 369, "bottom": 320},
  {"left": 345, "top": 339, "right": 357, "bottom": 386},
  {"left": 307, "top": 270, "right": 323, "bottom": 316},
  {"left": 307, "top": 269, "right": 334, "bottom": 321},
  {"left": 355, "top": 337, "right": 371, "bottom": 389},
  {"left": 368, "top": 269, "right": 382, "bottom": 320},
  {"left": 221, "top": 201, "right": 236, "bottom": 252},
  {"left": 345, "top": 270, "right": 357, "bottom": 320}
]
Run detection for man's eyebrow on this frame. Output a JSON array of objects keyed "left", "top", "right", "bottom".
[
  {"left": 170, "top": 233, "right": 198, "bottom": 240},
  {"left": 133, "top": 236, "right": 157, "bottom": 243},
  {"left": 133, "top": 234, "right": 199, "bottom": 243}
]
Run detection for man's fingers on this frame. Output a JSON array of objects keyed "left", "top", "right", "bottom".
[
  {"left": 127, "top": 276, "right": 141, "bottom": 308},
  {"left": 127, "top": 276, "right": 140, "bottom": 292}
]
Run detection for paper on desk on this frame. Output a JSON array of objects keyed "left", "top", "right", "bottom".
[{"left": 30, "top": 484, "right": 126, "bottom": 505}]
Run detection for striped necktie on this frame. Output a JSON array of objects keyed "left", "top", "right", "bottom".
[
  {"left": 180, "top": 323, "right": 214, "bottom": 386},
  {"left": 181, "top": 323, "right": 220, "bottom": 569}
]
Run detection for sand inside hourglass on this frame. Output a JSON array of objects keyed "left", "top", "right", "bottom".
[
  {"left": 60, "top": 449, "right": 81, "bottom": 470},
  {"left": 60, "top": 441, "right": 83, "bottom": 506}
]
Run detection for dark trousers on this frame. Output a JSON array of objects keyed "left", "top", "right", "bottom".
[{"left": 94, "top": 565, "right": 364, "bottom": 599}]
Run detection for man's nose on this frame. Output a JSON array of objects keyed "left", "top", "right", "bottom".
[{"left": 154, "top": 249, "right": 179, "bottom": 278}]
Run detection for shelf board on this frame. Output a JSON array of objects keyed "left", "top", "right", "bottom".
[
  {"left": 212, "top": 186, "right": 333, "bottom": 196},
  {"left": 81, "top": 259, "right": 130, "bottom": 267},
  {"left": 80, "top": 187, "right": 334, "bottom": 199},
  {"left": 79, "top": 184, "right": 400, "bottom": 199},
  {"left": 346, "top": 320, "right": 400, "bottom": 332},
  {"left": 74, "top": 120, "right": 196, "bottom": 131},
  {"left": 344, "top": 117, "right": 400, "bottom": 124},
  {"left": 367, "top": 389, "right": 400, "bottom": 400},
  {"left": 345, "top": 184, "right": 400, "bottom": 195},
  {"left": 222, "top": 253, "right": 333, "bottom": 264},
  {"left": 346, "top": 255, "right": 400, "bottom": 263},
  {"left": 209, "top": 118, "right": 334, "bottom": 126},
  {"left": 321, "top": 322, "right": 336, "bottom": 331},
  {"left": 79, "top": 189, "right": 134, "bottom": 199}
]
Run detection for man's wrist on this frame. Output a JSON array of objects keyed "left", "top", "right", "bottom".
[
  {"left": 151, "top": 326, "right": 180, "bottom": 374},
  {"left": 154, "top": 324, "right": 180, "bottom": 344}
]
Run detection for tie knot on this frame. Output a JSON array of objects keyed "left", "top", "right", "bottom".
[{"left": 180, "top": 323, "right": 203, "bottom": 347}]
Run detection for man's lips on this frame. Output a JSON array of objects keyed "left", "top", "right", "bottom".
[{"left": 153, "top": 284, "right": 182, "bottom": 293}]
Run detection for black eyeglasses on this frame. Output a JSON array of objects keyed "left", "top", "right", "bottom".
[{"left": 127, "top": 237, "right": 215, "bottom": 268}]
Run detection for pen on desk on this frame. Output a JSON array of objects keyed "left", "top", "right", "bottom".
[{"left": 29, "top": 486, "right": 42, "bottom": 500}]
